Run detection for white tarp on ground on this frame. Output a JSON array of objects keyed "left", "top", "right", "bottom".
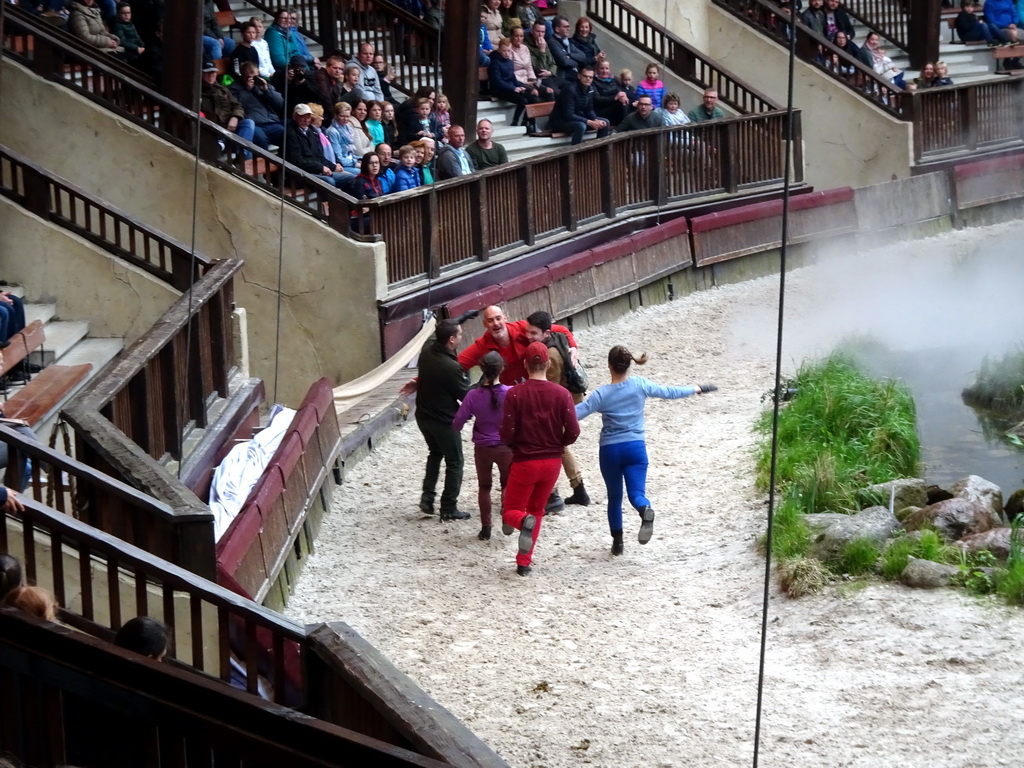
[
  {"left": 331, "top": 314, "right": 435, "bottom": 416},
  {"left": 209, "top": 404, "right": 296, "bottom": 541}
]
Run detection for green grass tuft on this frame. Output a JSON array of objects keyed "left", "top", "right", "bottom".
[{"left": 835, "top": 538, "right": 880, "bottom": 575}]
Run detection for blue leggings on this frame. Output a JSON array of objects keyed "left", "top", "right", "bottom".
[{"left": 598, "top": 440, "right": 650, "bottom": 535}]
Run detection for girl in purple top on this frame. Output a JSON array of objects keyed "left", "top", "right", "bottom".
[{"left": 453, "top": 352, "right": 512, "bottom": 540}]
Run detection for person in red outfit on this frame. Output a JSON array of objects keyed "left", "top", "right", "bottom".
[
  {"left": 458, "top": 305, "right": 578, "bottom": 386},
  {"left": 499, "top": 342, "right": 580, "bottom": 576}
]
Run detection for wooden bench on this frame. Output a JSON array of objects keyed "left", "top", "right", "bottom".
[
  {"left": 994, "top": 44, "right": 1024, "bottom": 73},
  {"left": 525, "top": 101, "right": 554, "bottom": 136},
  {"left": 3, "top": 363, "right": 93, "bottom": 427},
  {"left": 0, "top": 320, "right": 44, "bottom": 381}
]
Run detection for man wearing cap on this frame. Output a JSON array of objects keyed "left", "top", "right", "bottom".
[
  {"left": 458, "top": 305, "right": 577, "bottom": 386},
  {"left": 414, "top": 319, "right": 472, "bottom": 521},
  {"left": 285, "top": 103, "right": 352, "bottom": 187},
  {"left": 200, "top": 62, "right": 257, "bottom": 148},
  {"left": 500, "top": 341, "right": 580, "bottom": 576}
]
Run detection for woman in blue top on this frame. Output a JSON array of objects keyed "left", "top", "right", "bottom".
[{"left": 575, "top": 346, "right": 716, "bottom": 555}]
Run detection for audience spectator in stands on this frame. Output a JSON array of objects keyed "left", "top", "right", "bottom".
[
  {"left": 381, "top": 101, "right": 399, "bottom": 148},
  {"left": 955, "top": 0, "right": 1008, "bottom": 44},
  {"left": 413, "top": 137, "right": 437, "bottom": 184},
  {"left": 326, "top": 102, "right": 362, "bottom": 171},
  {"left": 398, "top": 97, "right": 441, "bottom": 145},
  {"left": 658, "top": 92, "right": 691, "bottom": 126},
  {"left": 863, "top": 32, "right": 907, "bottom": 88},
  {"left": 351, "top": 152, "right": 383, "bottom": 233},
  {"left": 200, "top": 62, "right": 257, "bottom": 151},
  {"left": 525, "top": 19, "right": 560, "bottom": 94},
  {"left": 436, "top": 124, "right": 476, "bottom": 180},
  {"left": 616, "top": 94, "right": 664, "bottom": 132},
  {"left": 618, "top": 68, "right": 638, "bottom": 106},
  {"left": 248, "top": 16, "right": 275, "bottom": 78},
  {"left": 934, "top": 60, "right": 954, "bottom": 85},
  {"left": 593, "top": 59, "right": 629, "bottom": 126},
  {"left": 800, "top": 0, "right": 826, "bottom": 36},
  {"left": 229, "top": 62, "right": 284, "bottom": 149},
  {"left": 635, "top": 63, "right": 665, "bottom": 108},
  {"left": 424, "top": 0, "right": 445, "bottom": 29},
  {"left": 572, "top": 17, "right": 604, "bottom": 68},
  {"left": 548, "top": 15, "right": 588, "bottom": 80},
  {"left": 499, "top": 0, "right": 520, "bottom": 36},
  {"left": 114, "top": 616, "right": 169, "bottom": 660},
  {"left": 373, "top": 54, "right": 400, "bottom": 104},
  {"left": 490, "top": 37, "right": 541, "bottom": 126},
  {"left": 467, "top": 118, "right": 509, "bottom": 168},
  {"left": 309, "top": 55, "right": 345, "bottom": 112},
  {"left": 515, "top": 0, "right": 542, "bottom": 30},
  {"left": 376, "top": 143, "right": 397, "bottom": 191},
  {"left": 349, "top": 100, "right": 375, "bottom": 157},
  {"left": 364, "top": 101, "right": 385, "bottom": 146},
  {"left": 285, "top": 103, "right": 352, "bottom": 187},
  {"left": 822, "top": 0, "right": 855, "bottom": 41},
  {"left": 913, "top": 62, "right": 937, "bottom": 89},
  {"left": 288, "top": 10, "right": 320, "bottom": 69},
  {"left": 509, "top": 26, "right": 555, "bottom": 100},
  {"left": 109, "top": 3, "right": 144, "bottom": 64},
  {"left": 275, "top": 55, "right": 319, "bottom": 115},
  {"left": 0, "top": 552, "right": 23, "bottom": 601},
  {"left": 4, "top": 585, "right": 57, "bottom": 622},
  {"left": 827, "top": 30, "right": 863, "bottom": 76},
  {"left": 986, "top": 0, "right": 1022, "bottom": 40},
  {"left": 69, "top": 0, "right": 121, "bottom": 52},
  {"left": 266, "top": 8, "right": 306, "bottom": 71},
  {"left": 394, "top": 145, "right": 423, "bottom": 191},
  {"left": 479, "top": 8, "right": 495, "bottom": 66},
  {"left": 202, "top": 0, "right": 235, "bottom": 64},
  {"left": 306, "top": 103, "right": 339, "bottom": 172},
  {"left": 0, "top": 290, "right": 27, "bottom": 349},
  {"left": 433, "top": 93, "right": 452, "bottom": 135},
  {"left": 335, "top": 65, "right": 366, "bottom": 106},
  {"left": 482, "top": 0, "right": 504, "bottom": 47},
  {"left": 551, "top": 66, "right": 611, "bottom": 145},
  {"left": 687, "top": 88, "right": 726, "bottom": 122},
  {"left": 230, "top": 21, "right": 262, "bottom": 77},
  {"left": 347, "top": 43, "right": 385, "bottom": 102}
]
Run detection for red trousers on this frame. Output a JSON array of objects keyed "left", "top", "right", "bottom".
[{"left": 501, "top": 457, "right": 561, "bottom": 567}]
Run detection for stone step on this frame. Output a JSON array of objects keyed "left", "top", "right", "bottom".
[
  {"left": 30, "top": 320, "right": 89, "bottom": 367},
  {"left": 34, "top": 337, "right": 124, "bottom": 441},
  {"left": 25, "top": 303, "right": 56, "bottom": 327}
]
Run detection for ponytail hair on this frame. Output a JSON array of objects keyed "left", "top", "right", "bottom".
[
  {"left": 608, "top": 345, "right": 647, "bottom": 373},
  {"left": 479, "top": 351, "right": 505, "bottom": 409}
]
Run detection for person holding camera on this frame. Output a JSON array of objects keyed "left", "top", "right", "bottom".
[{"left": 229, "top": 62, "right": 286, "bottom": 149}]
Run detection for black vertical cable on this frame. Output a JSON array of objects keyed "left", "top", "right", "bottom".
[{"left": 752, "top": 8, "right": 799, "bottom": 767}]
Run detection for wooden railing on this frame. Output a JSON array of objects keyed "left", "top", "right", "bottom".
[
  {"left": 0, "top": 610, "right": 448, "bottom": 767},
  {"left": 713, "top": 0, "right": 905, "bottom": 117},
  {"left": 2, "top": 5, "right": 354, "bottom": 234},
  {"left": 587, "top": 0, "right": 779, "bottom": 114},
  {"left": 241, "top": 0, "right": 441, "bottom": 96},
  {"left": 904, "top": 79, "right": 1024, "bottom": 160},
  {"left": 0, "top": 143, "right": 207, "bottom": 291},
  {"left": 365, "top": 112, "right": 798, "bottom": 287}
]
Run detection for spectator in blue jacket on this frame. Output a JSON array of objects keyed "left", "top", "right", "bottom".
[
  {"left": 550, "top": 66, "right": 611, "bottom": 145},
  {"left": 488, "top": 38, "right": 541, "bottom": 126},
  {"left": 984, "top": 0, "right": 1022, "bottom": 41},
  {"left": 393, "top": 145, "right": 423, "bottom": 191}
]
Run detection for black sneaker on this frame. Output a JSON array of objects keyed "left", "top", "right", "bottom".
[
  {"left": 611, "top": 533, "right": 624, "bottom": 556},
  {"left": 518, "top": 514, "right": 536, "bottom": 554},
  {"left": 517, "top": 565, "right": 532, "bottom": 576},
  {"left": 418, "top": 500, "right": 434, "bottom": 515},
  {"left": 545, "top": 492, "right": 565, "bottom": 514},
  {"left": 478, "top": 526, "right": 492, "bottom": 540},
  {"left": 439, "top": 508, "right": 471, "bottom": 521},
  {"left": 565, "top": 483, "right": 591, "bottom": 506},
  {"left": 638, "top": 506, "right": 655, "bottom": 545},
  {"left": 501, "top": 521, "right": 514, "bottom": 535}
]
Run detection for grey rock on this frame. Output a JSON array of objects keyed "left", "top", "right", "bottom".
[
  {"left": 810, "top": 506, "right": 902, "bottom": 562},
  {"left": 895, "top": 505, "right": 922, "bottom": 524},
  {"left": 1005, "top": 489, "right": 1024, "bottom": 522},
  {"left": 801, "top": 513, "right": 853, "bottom": 534},
  {"left": 954, "top": 528, "right": 1013, "bottom": 561},
  {"left": 926, "top": 485, "right": 955, "bottom": 505},
  {"left": 951, "top": 475, "right": 1004, "bottom": 523},
  {"left": 867, "top": 478, "right": 928, "bottom": 513},
  {"left": 900, "top": 557, "right": 959, "bottom": 589},
  {"left": 903, "top": 498, "right": 1001, "bottom": 542}
]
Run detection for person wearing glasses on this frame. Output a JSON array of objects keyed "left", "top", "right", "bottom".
[
  {"left": 550, "top": 66, "right": 611, "bottom": 145},
  {"left": 547, "top": 14, "right": 588, "bottom": 81}
]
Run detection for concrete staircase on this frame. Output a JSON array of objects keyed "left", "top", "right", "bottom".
[{"left": 3, "top": 286, "right": 123, "bottom": 445}]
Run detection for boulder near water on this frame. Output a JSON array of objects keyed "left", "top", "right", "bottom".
[
  {"left": 903, "top": 498, "right": 1001, "bottom": 542},
  {"left": 951, "top": 475, "right": 1004, "bottom": 523}
]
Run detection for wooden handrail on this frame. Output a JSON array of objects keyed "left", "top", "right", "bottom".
[
  {"left": 0, "top": 143, "right": 208, "bottom": 291},
  {"left": 586, "top": 0, "right": 780, "bottom": 113},
  {"left": 712, "top": 0, "right": 905, "bottom": 118}
]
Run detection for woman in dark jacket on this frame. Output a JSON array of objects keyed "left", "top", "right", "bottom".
[
  {"left": 592, "top": 59, "right": 628, "bottom": 126},
  {"left": 572, "top": 17, "right": 603, "bottom": 69},
  {"left": 488, "top": 38, "right": 539, "bottom": 126},
  {"left": 351, "top": 151, "right": 383, "bottom": 234}
]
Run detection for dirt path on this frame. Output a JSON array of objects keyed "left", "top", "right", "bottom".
[{"left": 287, "top": 228, "right": 1024, "bottom": 767}]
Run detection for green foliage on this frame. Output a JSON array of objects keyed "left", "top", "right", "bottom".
[
  {"left": 964, "top": 345, "right": 1024, "bottom": 412},
  {"left": 955, "top": 549, "right": 997, "bottom": 595},
  {"left": 917, "top": 530, "right": 953, "bottom": 564},
  {"left": 755, "top": 354, "right": 920, "bottom": 516},
  {"left": 880, "top": 531, "right": 956, "bottom": 581},
  {"left": 761, "top": 490, "right": 811, "bottom": 560},
  {"left": 995, "top": 517, "right": 1024, "bottom": 605},
  {"left": 835, "top": 538, "right": 880, "bottom": 575}
]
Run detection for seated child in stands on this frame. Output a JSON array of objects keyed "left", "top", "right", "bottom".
[
  {"left": 433, "top": 93, "right": 452, "bottom": 137},
  {"left": 635, "top": 62, "right": 665, "bottom": 108},
  {"left": 393, "top": 145, "right": 423, "bottom": 192},
  {"left": 381, "top": 101, "right": 399, "bottom": 148},
  {"left": 365, "top": 101, "right": 385, "bottom": 146},
  {"left": 109, "top": 3, "right": 145, "bottom": 64},
  {"left": 933, "top": 60, "right": 954, "bottom": 85},
  {"left": 618, "top": 68, "right": 638, "bottom": 111},
  {"left": 955, "top": 1, "right": 1005, "bottom": 46},
  {"left": 114, "top": 616, "right": 169, "bottom": 661},
  {"left": 479, "top": 9, "right": 494, "bottom": 66},
  {"left": 4, "top": 585, "right": 57, "bottom": 622}
]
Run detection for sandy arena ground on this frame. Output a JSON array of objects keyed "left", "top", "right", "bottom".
[{"left": 286, "top": 227, "right": 1024, "bottom": 768}]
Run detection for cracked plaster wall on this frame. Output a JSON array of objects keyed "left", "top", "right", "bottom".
[
  {"left": 0, "top": 59, "right": 387, "bottom": 406},
  {"left": 705, "top": 6, "right": 912, "bottom": 189},
  {"left": 0, "top": 197, "right": 178, "bottom": 341}
]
